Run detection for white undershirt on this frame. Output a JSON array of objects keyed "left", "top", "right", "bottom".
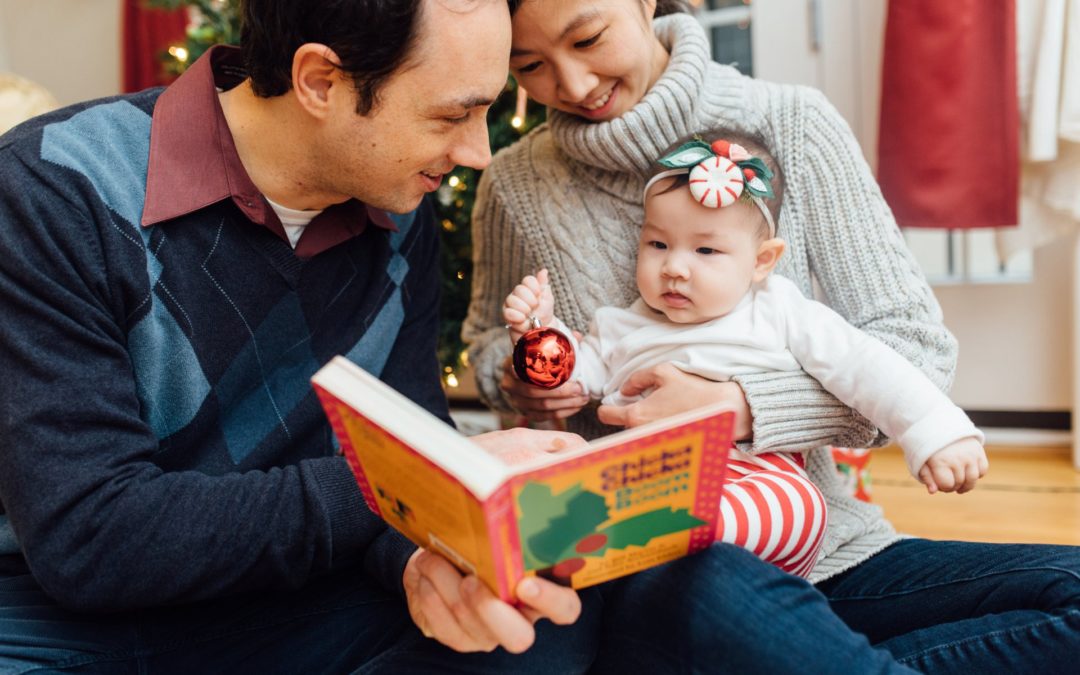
[{"left": 265, "top": 197, "right": 323, "bottom": 248}]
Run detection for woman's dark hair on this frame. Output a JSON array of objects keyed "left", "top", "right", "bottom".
[
  {"left": 649, "top": 130, "right": 786, "bottom": 238},
  {"left": 240, "top": 0, "right": 425, "bottom": 115},
  {"left": 507, "top": 0, "right": 688, "bottom": 17}
]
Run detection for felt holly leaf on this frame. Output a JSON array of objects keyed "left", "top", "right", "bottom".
[
  {"left": 737, "top": 157, "right": 773, "bottom": 180},
  {"left": 747, "top": 176, "right": 770, "bottom": 195},
  {"left": 659, "top": 140, "right": 715, "bottom": 169},
  {"left": 737, "top": 158, "right": 775, "bottom": 199},
  {"left": 518, "top": 482, "right": 609, "bottom": 568}
]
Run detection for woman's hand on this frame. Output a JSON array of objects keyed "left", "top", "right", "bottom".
[
  {"left": 597, "top": 363, "right": 753, "bottom": 439},
  {"left": 404, "top": 549, "right": 582, "bottom": 653},
  {"left": 499, "top": 356, "right": 591, "bottom": 422}
]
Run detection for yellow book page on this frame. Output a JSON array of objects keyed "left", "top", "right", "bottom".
[{"left": 337, "top": 410, "right": 498, "bottom": 584}]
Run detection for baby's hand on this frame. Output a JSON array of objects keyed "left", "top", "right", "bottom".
[
  {"left": 502, "top": 269, "right": 555, "bottom": 343},
  {"left": 917, "top": 438, "right": 989, "bottom": 494}
]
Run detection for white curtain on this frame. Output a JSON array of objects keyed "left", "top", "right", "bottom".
[{"left": 998, "top": 0, "right": 1080, "bottom": 259}]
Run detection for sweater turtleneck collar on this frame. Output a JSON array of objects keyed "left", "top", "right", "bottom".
[{"left": 548, "top": 13, "right": 712, "bottom": 174}]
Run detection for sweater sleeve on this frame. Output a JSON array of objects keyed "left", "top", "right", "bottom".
[
  {"left": 734, "top": 85, "right": 958, "bottom": 454},
  {"left": 462, "top": 163, "right": 525, "bottom": 413},
  {"left": 0, "top": 157, "right": 420, "bottom": 611},
  {"left": 774, "top": 280, "right": 981, "bottom": 476}
]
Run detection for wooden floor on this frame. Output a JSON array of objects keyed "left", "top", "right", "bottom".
[{"left": 871, "top": 446, "right": 1080, "bottom": 545}]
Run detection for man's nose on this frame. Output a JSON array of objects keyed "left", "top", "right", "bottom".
[{"left": 450, "top": 116, "right": 493, "bottom": 171}]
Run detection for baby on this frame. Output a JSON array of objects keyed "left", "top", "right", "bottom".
[{"left": 504, "top": 132, "right": 987, "bottom": 577}]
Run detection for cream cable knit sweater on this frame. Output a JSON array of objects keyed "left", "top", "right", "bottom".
[{"left": 462, "top": 14, "right": 957, "bottom": 582}]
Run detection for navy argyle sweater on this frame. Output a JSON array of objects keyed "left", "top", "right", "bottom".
[{"left": 0, "top": 91, "right": 447, "bottom": 611}]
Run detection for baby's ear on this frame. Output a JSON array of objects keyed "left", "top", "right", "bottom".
[{"left": 753, "top": 238, "right": 786, "bottom": 282}]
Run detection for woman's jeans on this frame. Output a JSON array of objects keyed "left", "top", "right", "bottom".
[
  {"left": 816, "top": 539, "right": 1080, "bottom": 673},
  {"left": 1, "top": 539, "right": 1077, "bottom": 673}
]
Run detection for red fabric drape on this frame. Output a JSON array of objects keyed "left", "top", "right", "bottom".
[
  {"left": 122, "top": 0, "right": 189, "bottom": 93},
  {"left": 877, "top": 0, "right": 1019, "bottom": 229}
]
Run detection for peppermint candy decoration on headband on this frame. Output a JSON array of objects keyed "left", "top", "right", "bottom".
[
  {"left": 689, "top": 155, "right": 744, "bottom": 208},
  {"left": 658, "top": 138, "right": 776, "bottom": 204}
]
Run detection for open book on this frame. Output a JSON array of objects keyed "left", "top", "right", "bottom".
[{"left": 312, "top": 356, "right": 735, "bottom": 602}]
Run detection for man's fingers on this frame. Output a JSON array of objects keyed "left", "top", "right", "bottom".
[
  {"left": 515, "top": 577, "right": 582, "bottom": 626},
  {"left": 418, "top": 556, "right": 500, "bottom": 651},
  {"left": 461, "top": 576, "right": 536, "bottom": 654},
  {"left": 414, "top": 576, "right": 478, "bottom": 651}
]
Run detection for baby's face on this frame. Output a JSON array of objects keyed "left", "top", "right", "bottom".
[{"left": 637, "top": 181, "right": 764, "bottom": 324}]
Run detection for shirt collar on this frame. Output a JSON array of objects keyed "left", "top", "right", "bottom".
[{"left": 141, "top": 45, "right": 395, "bottom": 257}]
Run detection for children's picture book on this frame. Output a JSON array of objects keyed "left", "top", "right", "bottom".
[{"left": 312, "top": 356, "right": 735, "bottom": 602}]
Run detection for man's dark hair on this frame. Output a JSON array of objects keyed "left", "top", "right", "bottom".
[
  {"left": 507, "top": 0, "right": 688, "bottom": 17},
  {"left": 649, "top": 130, "right": 786, "bottom": 239},
  {"left": 240, "top": 0, "right": 426, "bottom": 115}
]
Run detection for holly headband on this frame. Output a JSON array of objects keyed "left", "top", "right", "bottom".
[{"left": 642, "top": 139, "right": 777, "bottom": 237}]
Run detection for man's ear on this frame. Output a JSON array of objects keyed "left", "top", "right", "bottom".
[
  {"left": 292, "top": 44, "right": 344, "bottom": 119},
  {"left": 752, "top": 237, "right": 786, "bottom": 282}
]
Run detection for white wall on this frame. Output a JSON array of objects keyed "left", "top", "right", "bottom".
[
  {"left": 0, "top": 0, "right": 121, "bottom": 106},
  {"left": 0, "top": 1, "right": 10, "bottom": 72},
  {"left": 759, "top": 0, "right": 1071, "bottom": 414}
]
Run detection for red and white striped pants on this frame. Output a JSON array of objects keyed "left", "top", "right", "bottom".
[{"left": 716, "top": 449, "right": 827, "bottom": 578}]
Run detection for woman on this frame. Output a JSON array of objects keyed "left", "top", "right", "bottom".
[{"left": 463, "top": 0, "right": 1080, "bottom": 670}]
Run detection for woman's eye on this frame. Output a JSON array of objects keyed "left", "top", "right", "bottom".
[
  {"left": 516, "top": 62, "right": 541, "bottom": 74},
  {"left": 575, "top": 31, "right": 604, "bottom": 49}
]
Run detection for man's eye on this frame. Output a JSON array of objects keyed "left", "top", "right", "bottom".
[{"left": 444, "top": 114, "right": 470, "bottom": 125}]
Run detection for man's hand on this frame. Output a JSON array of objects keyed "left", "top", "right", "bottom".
[
  {"left": 499, "top": 356, "right": 590, "bottom": 422},
  {"left": 917, "top": 437, "right": 989, "bottom": 494},
  {"left": 471, "top": 427, "right": 588, "bottom": 466},
  {"left": 597, "top": 364, "right": 752, "bottom": 440},
  {"left": 503, "top": 269, "right": 555, "bottom": 344},
  {"left": 403, "top": 549, "right": 582, "bottom": 653}
]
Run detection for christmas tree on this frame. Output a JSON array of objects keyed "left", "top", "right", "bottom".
[{"left": 149, "top": 0, "right": 545, "bottom": 389}]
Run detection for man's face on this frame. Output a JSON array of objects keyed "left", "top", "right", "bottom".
[{"left": 322, "top": 0, "right": 511, "bottom": 214}]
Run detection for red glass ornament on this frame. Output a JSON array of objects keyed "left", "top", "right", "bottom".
[{"left": 512, "top": 322, "right": 576, "bottom": 389}]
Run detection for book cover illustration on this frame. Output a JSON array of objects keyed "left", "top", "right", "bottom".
[{"left": 312, "top": 356, "right": 733, "bottom": 600}]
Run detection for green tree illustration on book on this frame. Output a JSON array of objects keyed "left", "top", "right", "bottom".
[{"left": 518, "top": 482, "right": 706, "bottom": 584}]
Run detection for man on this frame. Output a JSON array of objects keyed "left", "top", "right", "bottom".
[{"left": 0, "top": 0, "right": 594, "bottom": 670}]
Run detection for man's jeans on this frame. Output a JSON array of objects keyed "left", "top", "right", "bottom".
[
  {"left": 0, "top": 563, "right": 599, "bottom": 674},
  {"left": 2, "top": 539, "right": 1077, "bottom": 673}
]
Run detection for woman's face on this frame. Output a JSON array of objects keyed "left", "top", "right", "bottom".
[{"left": 509, "top": 0, "right": 667, "bottom": 122}]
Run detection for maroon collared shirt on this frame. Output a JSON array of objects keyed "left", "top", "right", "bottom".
[{"left": 141, "top": 45, "right": 394, "bottom": 258}]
